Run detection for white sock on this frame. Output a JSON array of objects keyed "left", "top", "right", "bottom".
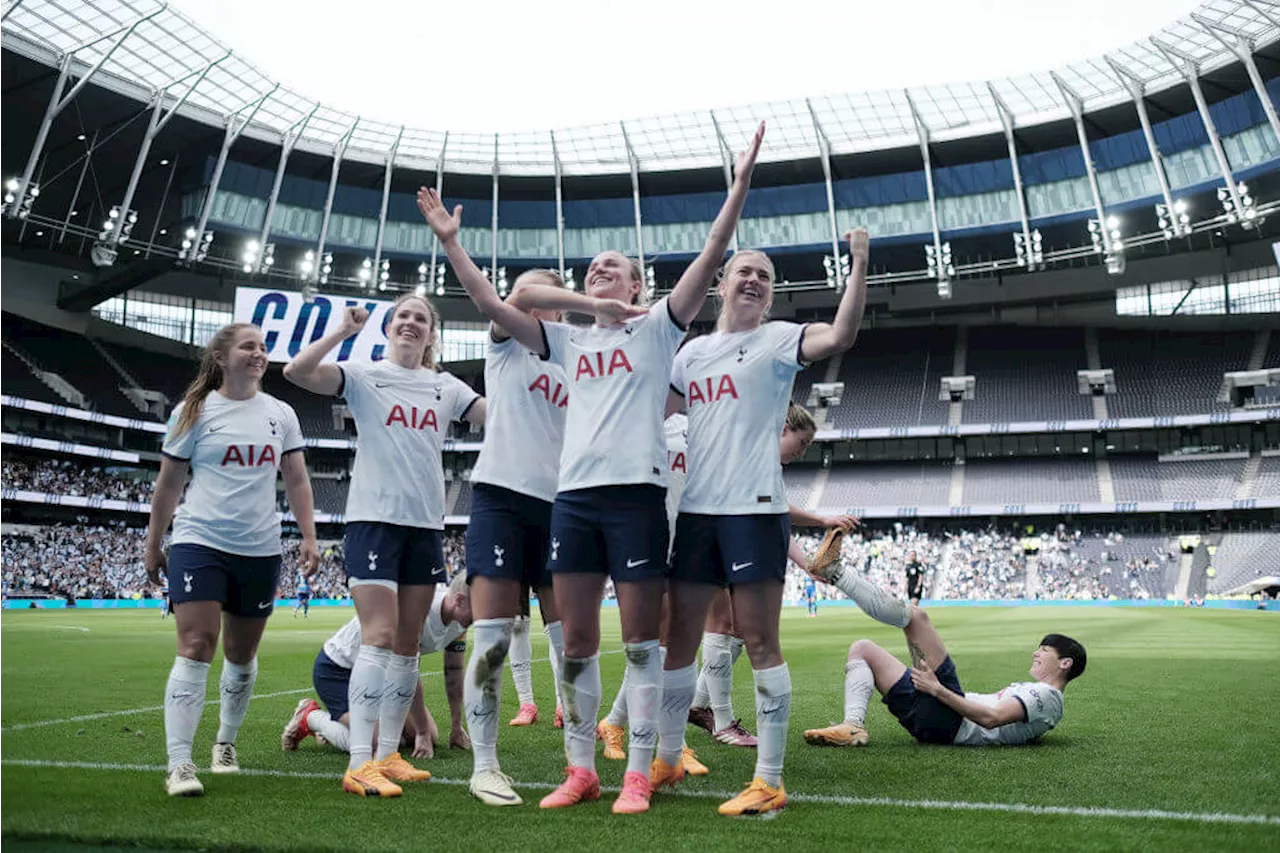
[
  {"left": 624, "top": 640, "right": 661, "bottom": 776},
  {"left": 544, "top": 620, "right": 565, "bottom": 709},
  {"left": 306, "top": 709, "right": 351, "bottom": 752},
  {"left": 656, "top": 663, "right": 696, "bottom": 767},
  {"left": 215, "top": 657, "right": 257, "bottom": 745},
  {"left": 692, "top": 657, "right": 710, "bottom": 710},
  {"left": 844, "top": 658, "right": 874, "bottom": 727},
  {"left": 465, "top": 618, "right": 513, "bottom": 773},
  {"left": 347, "top": 644, "right": 390, "bottom": 769},
  {"left": 829, "top": 567, "right": 910, "bottom": 628},
  {"left": 376, "top": 653, "right": 420, "bottom": 761},
  {"left": 700, "top": 632, "right": 736, "bottom": 730},
  {"left": 731, "top": 636, "right": 745, "bottom": 665},
  {"left": 561, "top": 654, "right": 601, "bottom": 771},
  {"left": 164, "top": 656, "right": 210, "bottom": 772},
  {"left": 604, "top": 664, "right": 629, "bottom": 727},
  {"left": 508, "top": 615, "right": 534, "bottom": 706},
  {"left": 753, "top": 663, "right": 791, "bottom": 788}
]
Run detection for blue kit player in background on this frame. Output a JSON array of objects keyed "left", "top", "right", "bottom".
[
  {"left": 804, "top": 575, "right": 818, "bottom": 618},
  {"left": 294, "top": 573, "right": 311, "bottom": 618},
  {"left": 160, "top": 580, "right": 171, "bottom": 619},
  {"left": 146, "top": 322, "right": 319, "bottom": 798}
]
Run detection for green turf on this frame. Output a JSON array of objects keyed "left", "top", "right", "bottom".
[{"left": 3, "top": 606, "right": 1278, "bottom": 852}]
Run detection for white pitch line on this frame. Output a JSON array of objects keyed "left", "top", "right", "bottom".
[
  {"left": 3, "top": 759, "right": 1277, "bottom": 827},
  {"left": 2, "top": 651, "right": 622, "bottom": 733}
]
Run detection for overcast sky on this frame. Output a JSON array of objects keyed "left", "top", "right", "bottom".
[{"left": 170, "top": 0, "right": 1201, "bottom": 132}]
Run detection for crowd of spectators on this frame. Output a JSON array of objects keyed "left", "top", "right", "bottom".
[{"left": 2, "top": 458, "right": 152, "bottom": 503}]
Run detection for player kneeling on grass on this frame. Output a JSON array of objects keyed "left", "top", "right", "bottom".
[
  {"left": 801, "top": 530, "right": 1085, "bottom": 748},
  {"left": 283, "top": 572, "right": 472, "bottom": 759}
]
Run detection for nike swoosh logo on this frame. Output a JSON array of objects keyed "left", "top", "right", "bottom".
[
  {"left": 731, "top": 562, "right": 753, "bottom": 573},
  {"left": 374, "top": 383, "right": 396, "bottom": 388},
  {"left": 476, "top": 787, "right": 519, "bottom": 801},
  {"left": 207, "top": 426, "right": 226, "bottom": 434},
  {"left": 257, "top": 601, "right": 272, "bottom": 609},
  {"left": 432, "top": 567, "right": 445, "bottom": 576},
  {"left": 626, "top": 558, "right": 649, "bottom": 568}
]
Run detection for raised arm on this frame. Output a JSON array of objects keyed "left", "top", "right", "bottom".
[
  {"left": 509, "top": 284, "right": 645, "bottom": 325},
  {"left": 801, "top": 228, "right": 870, "bottom": 363},
  {"left": 280, "top": 451, "right": 319, "bottom": 576},
  {"left": 667, "top": 121, "right": 766, "bottom": 327},
  {"left": 145, "top": 456, "right": 189, "bottom": 585},
  {"left": 283, "top": 307, "right": 368, "bottom": 396}
]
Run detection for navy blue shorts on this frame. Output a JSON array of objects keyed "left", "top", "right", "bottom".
[
  {"left": 548, "top": 485, "right": 668, "bottom": 582},
  {"left": 466, "top": 484, "right": 554, "bottom": 589},
  {"left": 312, "top": 650, "right": 351, "bottom": 721},
  {"left": 883, "top": 655, "right": 965, "bottom": 744},
  {"left": 166, "top": 543, "right": 281, "bottom": 618},
  {"left": 671, "top": 513, "right": 790, "bottom": 587},
  {"left": 344, "top": 522, "right": 445, "bottom": 587}
]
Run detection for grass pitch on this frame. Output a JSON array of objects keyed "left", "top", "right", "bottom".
[{"left": 2, "top": 605, "right": 1278, "bottom": 852}]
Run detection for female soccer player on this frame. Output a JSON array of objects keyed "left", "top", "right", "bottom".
[
  {"left": 417, "top": 119, "right": 763, "bottom": 815},
  {"left": 653, "top": 229, "right": 870, "bottom": 816},
  {"left": 284, "top": 296, "right": 483, "bottom": 798},
  {"left": 146, "top": 322, "right": 319, "bottom": 797}
]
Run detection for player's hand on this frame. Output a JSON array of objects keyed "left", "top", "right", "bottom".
[
  {"left": 910, "top": 663, "right": 942, "bottom": 697},
  {"left": 733, "top": 121, "right": 766, "bottom": 182},
  {"left": 822, "top": 514, "right": 859, "bottom": 532},
  {"left": 592, "top": 298, "right": 648, "bottom": 326},
  {"left": 450, "top": 725, "right": 471, "bottom": 750},
  {"left": 144, "top": 543, "right": 166, "bottom": 587},
  {"left": 299, "top": 537, "right": 320, "bottom": 577},
  {"left": 844, "top": 227, "right": 870, "bottom": 260},
  {"left": 339, "top": 306, "right": 370, "bottom": 336},
  {"left": 417, "top": 187, "right": 462, "bottom": 244},
  {"left": 412, "top": 731, "right": 434, "bottom": 759}
]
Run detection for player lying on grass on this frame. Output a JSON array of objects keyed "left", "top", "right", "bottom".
[
  {"left": 801, "top": 530, "right": 1086, "bottom": 748},
  {"left": 282, "top": 572, "right": 473, "bottom": 759}
]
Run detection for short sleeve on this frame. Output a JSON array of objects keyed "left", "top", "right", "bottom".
[
  {"left": 279, "top": 401, "right": 305, "bottom": 454},
  {"left": 650, "top": 297, "right": 687, "bottom": 358},
  {"left": 669, "top": 342, "right": 691, "bottom": 397},
  {"left": 486, "top": 333, "right": 516, "bottom": 363},
  {"left": 338, "top": 359, "right": 370, "bottom": 403},
  {"left": 541, "top": 321, "right": 574, "bottom": 369},
  {"left": 161, "top": 402, "right": 197, "bottom": 461},
  {"left": 769, "top": 321, "right": 808, "bottom": 372},
  {"left": 445, "top": 372, "right": 481, "bottom": 422},
  {"left": 1011, "top": 683, "right": 1058, "bottom": 728}
]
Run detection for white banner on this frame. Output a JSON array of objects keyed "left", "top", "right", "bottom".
[{"left": 233, "top": 286, "right": 402, "bottom": 364}]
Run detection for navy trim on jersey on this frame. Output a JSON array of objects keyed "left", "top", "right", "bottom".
[
  {"left": 536, "top": 319, "right": 552, "bottom": 361},
  {"left": 281, "top": 446, "right": 305, "bottom": 455},
  {"left": 670, "top": 383, "right": 684, "bottom": 397},
  {"left": 795, "top": 323, "right": 810, "bottom": 367},
  {"left": 334, "top": 365, "right": 347, "bottom": 398},
  {"left": 666, "top": 299, "right": 689, "bottom": 332},
  {"left": 459, "top": 395, "right": 481, "bottom": 421},
  {"left": 161, "top": 451, "right": 191, "bottom": 462},
  {"left": 1012, "top": 695, "right": 1029, "bottom": 722}
]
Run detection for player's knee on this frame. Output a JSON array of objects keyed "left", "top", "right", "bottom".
[
  {"left": 178, "top": 631, "right": 217, "bottom": 663},
  {"left": 908, "top": 605, "right": 931, "bottom": 627},
  {"left": 848, "top": 639, "right": 874, "bottom": 661}
]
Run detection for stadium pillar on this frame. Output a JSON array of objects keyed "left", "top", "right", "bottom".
[
  {"left": 315, "top": 117, "right": 359, "bottom": 270},
  {"left": 1191, "top": 16, "right": 1280, "bottom": 147},
  {"left": 113, "top": 54, "right": 229, "bottom": 253},
  {"left": 191, "top": 85, "right": 280, "bottom": 263},
  {"left": 428, "top": 134, "right": 448, "bottom": 290},
  {"left": 257, "top": 103, "right": 320, "bottom": 255},
  {"left": 620, "top": 121, "right": 646, "bottom": 274},
  {"left": 145, "top": 153, "right": 179, "bottom": 258},
  {"left": 1151, "top": 40, "right": 1248, "bottom": 225},
  {"left": 10, "top": 7, "right": 162, "bottom": 221},
  {"left": 710, "top": 111, "right": 740, "bottom": 253},
  {"left": 905, "top": 92, "right": 945, "bottom": 279},
  {"left": 989, "top": 85, "right": 1034, "bottom": 266},
  {"left": 372, "top": 125, "right": 405, "bottom": 288},
  {"left": 59, "top": 131, "right": 96, "bottom": 247},
  {"left": 551, "top": 131, "right": 566, "bottom": 281},
  {"left": 491, "top": 134, "right": 500, "bottom": 290},
  {"left": 1051, "top": 72, "right": 1114, "bottom": 255},
  {"left": 1105, "top": 59, "right": 1181, "bottom": 237},
  {"left": 806, "top": 100, "right": 842, "bottom": 281}
]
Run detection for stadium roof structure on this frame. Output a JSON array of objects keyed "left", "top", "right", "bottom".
[{"left": 3, "top": 0, "right": 1279, "bottom": 176}]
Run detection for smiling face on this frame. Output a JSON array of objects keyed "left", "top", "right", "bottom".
[
  {"left": 215, "top": 325, "right": 267, "bottom": 382},
  {"left": 585, "top": 251, "right": 642, "bottom": 305},
  {"left": 387, "top": 295, "right": 435, "bottom": 365},
  {"left": 1030, "top": 643, "right": 1068, "bottom": 682},
  {"left": 717, "top": 251, "right": 775, "bottom": 330}
]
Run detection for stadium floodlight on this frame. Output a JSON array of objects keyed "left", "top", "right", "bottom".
[
  {"left": 497, "top": 266, "right": 509, "bottom": 296},
  {"left": 415, "top": 283, "right": 428, "bottom": 298},
  {"left": 242, "top": 239, "right": 261, "bottom": 274},
  {"left": 1013, "top": 229, "right": 1044, "bottom": 269},
  {"left": 925, "top": 242, "right": 953, "bottom": 283},
  {"left": 3, "top": 179, "right": 38, "bottom": 219},
  {"left": 1087, "top": 217, "right": 1126, "bottom": 276},
  {"left": 258, "top": 243, "right": 276, "bottom": 275},
  {"left": 298, "top": 250, "right": 316, "bottom": 278},
  {"left": 1219, "top": 182, "right": 1257, "bottom": 227},
  {"left": 823, "top": 254, "right": 849, "bottom": 288},
  {"left": 645, "top": 264, "right": 656, "bottom": 294},
  {"left": 564, "top": 268, "right": 575, "bottom": 291},
  {"left": 434, "top": 262, "right": 447, "bottom": 296},
  {"left": 358, "top": 258, "right": 372, "bottom": 284},
  {"left": 319, "top": 252, "right": 333, "bottom": 285},
  {"left": 1157, "top": 199, "right": 1192, "bottom": 239},
  {"left": 179, "top": 227, "right": 214, "bottom": 263}
]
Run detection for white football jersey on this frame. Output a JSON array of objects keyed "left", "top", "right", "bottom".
[
  {"left": 542, "top": 297, "right": 686, "bottom": 492},
  {"left": 671, "top": 322, "right": 807, "bottom": 515},
  {"left": 322, "top": 584, "right": 465, "bottom": 668},
  {"left": 339, "top": 360, "right": 479, "bottom": 529},
  {"left": 664, "top": 413, "right": 689, "bottom": 551},
  {"left": 470, "top": 334, "right": 568, "bottom": 503},
  {"left": 162, "top": 392, "right": 304, "bottom": 557},
  {"left": 952, "top": 681, "right": 1064, "bottom": 746}
]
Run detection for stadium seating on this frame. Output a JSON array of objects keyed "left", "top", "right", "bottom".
[
  {"left": 452, "top": 480, "right": 474, "bottom": 515},
  {"left": 1205, "top": 530, "right": 1280, "bottom": 594},
  {"left": 1252, "top": 455, "right": 1280, "bottom": 496},
  {"left": 309, "top": 478, "right": 349, "bottom": 515},
  {"left": 784, "top": 465, "right": 819, "bottom": 506},
  {"left": 1110, "top": 455, "right": 1247, "bottom": 501},
  {"left": 2, "top": 314, "right": 141, "bottom": 417},
  {"left": 2, "top": 346, "right": 64, "bottom": 404},
  {"left": 95, "top": 340, "right": 194, "bottom": 404},
  {"left": 962, "top": 457, "right": 1099, "bottom": 504},
  {"left": 821, "top": 460, "right": 953, "bottom": 508},
  {"left": 825, "top": 328, "right": 954, "bottom": 429},
  {"left": 962, "top": 328, "right": 1092, "bottom": 424},
  {"left": 1098, "top": 330, "right": 1253, "bottom": 418}
]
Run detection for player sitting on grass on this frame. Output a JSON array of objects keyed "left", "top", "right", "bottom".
[
  {"left": 282, "top": 572, "right": 472, "bottom": 758},
  {"left": 801, "top": 530, "right": 1086, "bottom": 748}
]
